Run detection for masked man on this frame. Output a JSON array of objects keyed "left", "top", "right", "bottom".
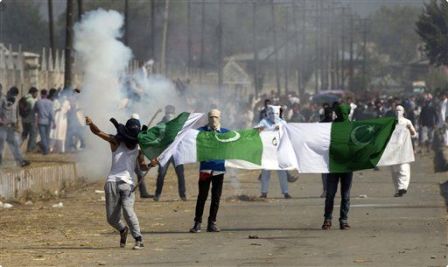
[
  {"left": 190, "top": 109, "right": 228, "bottom": 233},
  {"left": 256, "top": 105, "right": 291, "bottom": 199},
  {"left": 390, "top": 105, "right": 416, "bottom": 197}
]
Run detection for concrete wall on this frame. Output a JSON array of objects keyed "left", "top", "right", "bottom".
[{"left": 0, "top": 163, "right": 77, "bottom": 200}]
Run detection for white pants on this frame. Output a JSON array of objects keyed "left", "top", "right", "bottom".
[{"left": 390, "top": 163, "right": 410, "bottom": 192}]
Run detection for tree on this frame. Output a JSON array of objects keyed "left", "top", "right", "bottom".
[{"left": 416, "top": 0, "right": 448, "bottom": 67}]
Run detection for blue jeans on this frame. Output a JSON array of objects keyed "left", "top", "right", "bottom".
[
  {"left": 261, "top": 169, "right": 288, "bottom": 194},
  {"left": 156, "top": 157, "right": 186, "bottom": 197},
  {"left": 0, "top": 126, "right": 24, "bottom": 164},
  {"left": 21, "top": 122, "right": 37, "bottom": 152},
  {"left": 38, "top": 124, "right": 51, "bottom": 155},
  {"left": 324, "top": 172, "right": 353, "bottom": 222}
]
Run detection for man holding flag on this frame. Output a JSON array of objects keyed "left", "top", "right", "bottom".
[{"left": 190, "top": 109, "right": 228, "bottom": 233}]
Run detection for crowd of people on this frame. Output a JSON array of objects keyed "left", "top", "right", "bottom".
[{"left": 0, "top": 84, "right": 86, "bottom": 167}]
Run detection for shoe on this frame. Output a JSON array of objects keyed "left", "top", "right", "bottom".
[
  {"left": 339, "top": 221, "right": 351, "bottom": 230},
  {"left": 189, "top": 222, "right": 201, "bottom": 233},
  {"left": 320, "top": 191, "right": 326, "bottom": 198},
  {"left": 180, "top": 196, "right": 187, "bottom": 201},
  {"left": 399, "top": 189, "right": 407, "bottom": 195},
  {"left": 120, "top": 226, "right": 129, "bottom": 248},
  {"left": 153, "top": 194, "right": 160, "bottom": 202},
  {"left": 259, "top": 193, "right": 267, "bottom": 198},
  {"left": 20, "top": 160, "right": 31, "bottom": 167},
  {"left": 321, "top": 219, "right": 332, "bottom": 230},
  {"left": 284, "top": 193, "right": 292, "bottom": 199},
  {"left": 140, "top": 193, "right": 154, "bottom": 199},
  {"left": 132, "top": 240, "right": 144, "bottom": 250},
  {"left": 207, "top": 222, "right": 220, "bottom": 232}
]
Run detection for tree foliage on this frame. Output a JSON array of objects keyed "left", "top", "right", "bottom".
[{"left": 416, "top": 0, "right": 448, "bottom": 67}]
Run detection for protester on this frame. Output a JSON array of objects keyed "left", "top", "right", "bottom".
[
  {"left": 0, "top": 87, "right": 30, "bottom": 167},
  {"left": 19, "top": 87, "right": 38, "bottom": 152},
  {"left": 34, "top": 89, "right": 55, "bottom": 155},
  {"left": 256, "top": 105, "right": 291, "bottom": 199},
  {"left": 86, "top": 115, "right": 153, "bottom": 250},
  {"left": 190, "top": 109, "right": 227, "bottom": 233},
  {"left": 322, "top": 103, "right": 353, "bottom": 230},
  {"left": 390, "top": 105, "right": 417, "bottom": 197},
  {"left": 154, "top": 105, "right": 187, "bottom": 201},
  {"left": 52, "top": 92, "right": 71, "bottom": 153},
  {"left": 418, "top": 100, "right": 438, "bottom": 153}
]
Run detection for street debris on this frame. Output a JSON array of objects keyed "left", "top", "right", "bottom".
[{"left": 52, "top": 202, "right": 64, "bottom": 208}]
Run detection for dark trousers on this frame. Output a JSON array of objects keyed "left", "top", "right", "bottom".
[
  {"left": 194, "top": 174, "right": 224, "bottom": 224},
  {"left": 38, "top": 124, "right": 51, "bottom": 155},
  {"left": 21, "top": 122, "right": 37, "bottom": 152},
  {"left": 156, "top": 158, "right": 186, "bottom": 197},
  {"left": 324, "top": 172, "right": 353, "bottom": 222}
]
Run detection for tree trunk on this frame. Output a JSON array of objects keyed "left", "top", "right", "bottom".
[
  {"left": 283, "top": 8, "right": 289, "bottom": 92},
  {"left": 124, "top": 0, "right": 129, "bottom": 46},
  {"left": 349, "top": 13, "right": 354, "bottom": 92},
  {"left": 64, "top": 0, "right": 74, "bottom": 89},
  {"left": 187, "top": 0, "right": 192, "bottom": 76},
  {"left": 252, "top": 1, "right": 259, "bottom": 97},
  {"left": 217, "top": 0, "right": 223, "bottom": 92},
  {"left": 48, "top": 0, "right": 55, "bottom": 64},
  {"left": 150, "top": 0, "right": 156, "bottom": 61},
  {"left": 200, "top": 0, "right": 205, "bottom": 82},
  {"left": 270, "top": 0, "right": 281, "bottom": 95},
  {"left": 160, "top": 0, "right": 170, "bottom": 75},
  {"left": 77, "top": 0, "right": 83, "bottom": 21}
]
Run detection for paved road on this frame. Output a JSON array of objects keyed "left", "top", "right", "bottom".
[
  {"left": 119, "top": 154, "right": 447, "bottom": 266},
  {"left": 0, "top": 153, "right": 446, "bottom": 266}
]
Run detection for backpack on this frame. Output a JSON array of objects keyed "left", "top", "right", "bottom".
[{"left": 18, "top": 96, "right": 32, "bottom": 117}]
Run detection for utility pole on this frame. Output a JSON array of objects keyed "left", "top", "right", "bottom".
[
  {"left": 77, "top": 0, "right": 83, "bottom": 21},
  {"left": 362, "top": 19, "right": 368, "bottom": 91},
  {"left": 283, "top": 8, "right": 289, "bottom": 92},
  {"left": 349, "top": 11, "right": 354, "bottom": 92},
  {"left": 217, "top": 0, "right": 223, "bottom": 92},
  {"left": 314, "top": 0, "right": 319, "bottom": 93},
  {"left": 160, "top": 0, "right": 170, "bottom": 75},
  {"left": 48, "top": 0, "right": 56, "bottom": 63},
  {"left": 187, "top": 0, "right": 192, "bottom": 76},
  {"left": 124, "top": 0, "right": 129, "bottom": 46},
  {"left": 150, "top": 0, "right": 156, "bottom": 61},
  {"left": 292, "top": 1, "right": 301, "bottom": 97},
  {"left": 300, "top": 0, "right": 307, "bottom": 99},
  {"left": 271, "top": 0, "right": 281, "bottom": 95},
  {"left": 64, "top": 0, "right": 74, "bottom": 89},
  {"left": 200, "top": 0, "right": 205, "bottom": 82},
  {"left": 340, "top": 7, "right": 346, "bottom": 90},
  {"left": 252, "top": 1, "right": 259, "bottom": 97}
]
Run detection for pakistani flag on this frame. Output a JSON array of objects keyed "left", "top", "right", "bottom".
[
  {"left": 138, "top": 112, "right": 204, "bottom": 161},
  {"left": 282, "top": 117, "right": 414, "bottom": 173},
  {"left": 162, "top": 128, "right": 297, "bottom": 169}
]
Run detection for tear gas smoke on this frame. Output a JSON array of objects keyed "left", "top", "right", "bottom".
[{"left": 74, "top": 9, "right": 180, "bottom": 179}]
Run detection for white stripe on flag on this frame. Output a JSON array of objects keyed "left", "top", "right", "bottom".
[
  {"left": 173, "top": 129, "right": 199, "bottom": 165},
  {"left": 158, "top": 113, "right": 204, "bottom": 166},
  {"left": 283, "top": 123, "right": 332, "bottom": 173},
  {"left": 377, "top": 125, "right": 415, "bottom": 166}
]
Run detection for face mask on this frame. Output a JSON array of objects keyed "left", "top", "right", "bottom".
[
  {"left": 267, "top": 112, "right": 276, "bottom": 122},
  {"left": 396, "top": 109, "right": 404, "bottom": 118},
  {"left": 208, "top": 116, "right": 220, "bottom": 130}
]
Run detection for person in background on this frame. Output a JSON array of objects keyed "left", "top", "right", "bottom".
[
  {"left": 34, "top": 89, "right": 55, "bottom": 155},
  {"left": 320, "top": 106, "right": 334, "bottom": 198},
  {"left": 0, "top": 86, "right": 30, "bottom": 167},
  {"left": 154, "top": 105, "right": 187, "bottom": 201},
  {"left": 390, "top": 105, "right": 417, "bottom": 197},
  {"left": 18, "top": 87, "right": 38, "bottom": 152}
]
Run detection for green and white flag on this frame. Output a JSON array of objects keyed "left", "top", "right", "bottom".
[
  {"left": 282, "top": 117, "right": 414, "bottom": 173},
  {"left": 164, "top": 128, "right": 296, "bottom": 169},
  {"left": 138, "top": 112, "right": 204, "bottom": 162}
]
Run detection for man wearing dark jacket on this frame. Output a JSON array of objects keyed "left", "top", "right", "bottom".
[{"left": 190, "top": 109, "right": 228, "bottom": 233}]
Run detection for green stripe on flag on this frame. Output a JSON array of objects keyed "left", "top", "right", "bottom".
[
  {"left": 138, "top": 112, "right": 190, "bottom": 160},
  {"left": 196, "top": 129, "right": 263, "bottom": 165},
  {"left": 329, "top": 117, "right": 396, "bottom": 172}
]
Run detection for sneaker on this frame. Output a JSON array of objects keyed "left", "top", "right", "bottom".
[
  {"left": 284, "top": 193, "right": 292, "bottom": 199},
  {"left": 120, "top": 226, "right": 129, "bottom": 248},
  {"left": 399, "top": 189, "right": 407, "bottom": 195},
  {"left": 259, "top": 193, "right": 267, "bottom": 198},
  {"left": 189, "top": 222, "right": 201, "bottom": 233},
  {"left": 20, "top": 160, "right": 31, "bottom": 167},
  {"left": 140, "top": 193, "right": 154, "bottom": 199},
  {"left": 153, "top": 194, "right": 160, "bottom": 202},
  {"left": 321, "top": 219, "right": 332, "bottom": 230},
  {"left": 207, "top": 222, "right": 220, "bottom": 232},
  {"left": 132, "top": 240, "right": 144, "bottom": 250}
]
